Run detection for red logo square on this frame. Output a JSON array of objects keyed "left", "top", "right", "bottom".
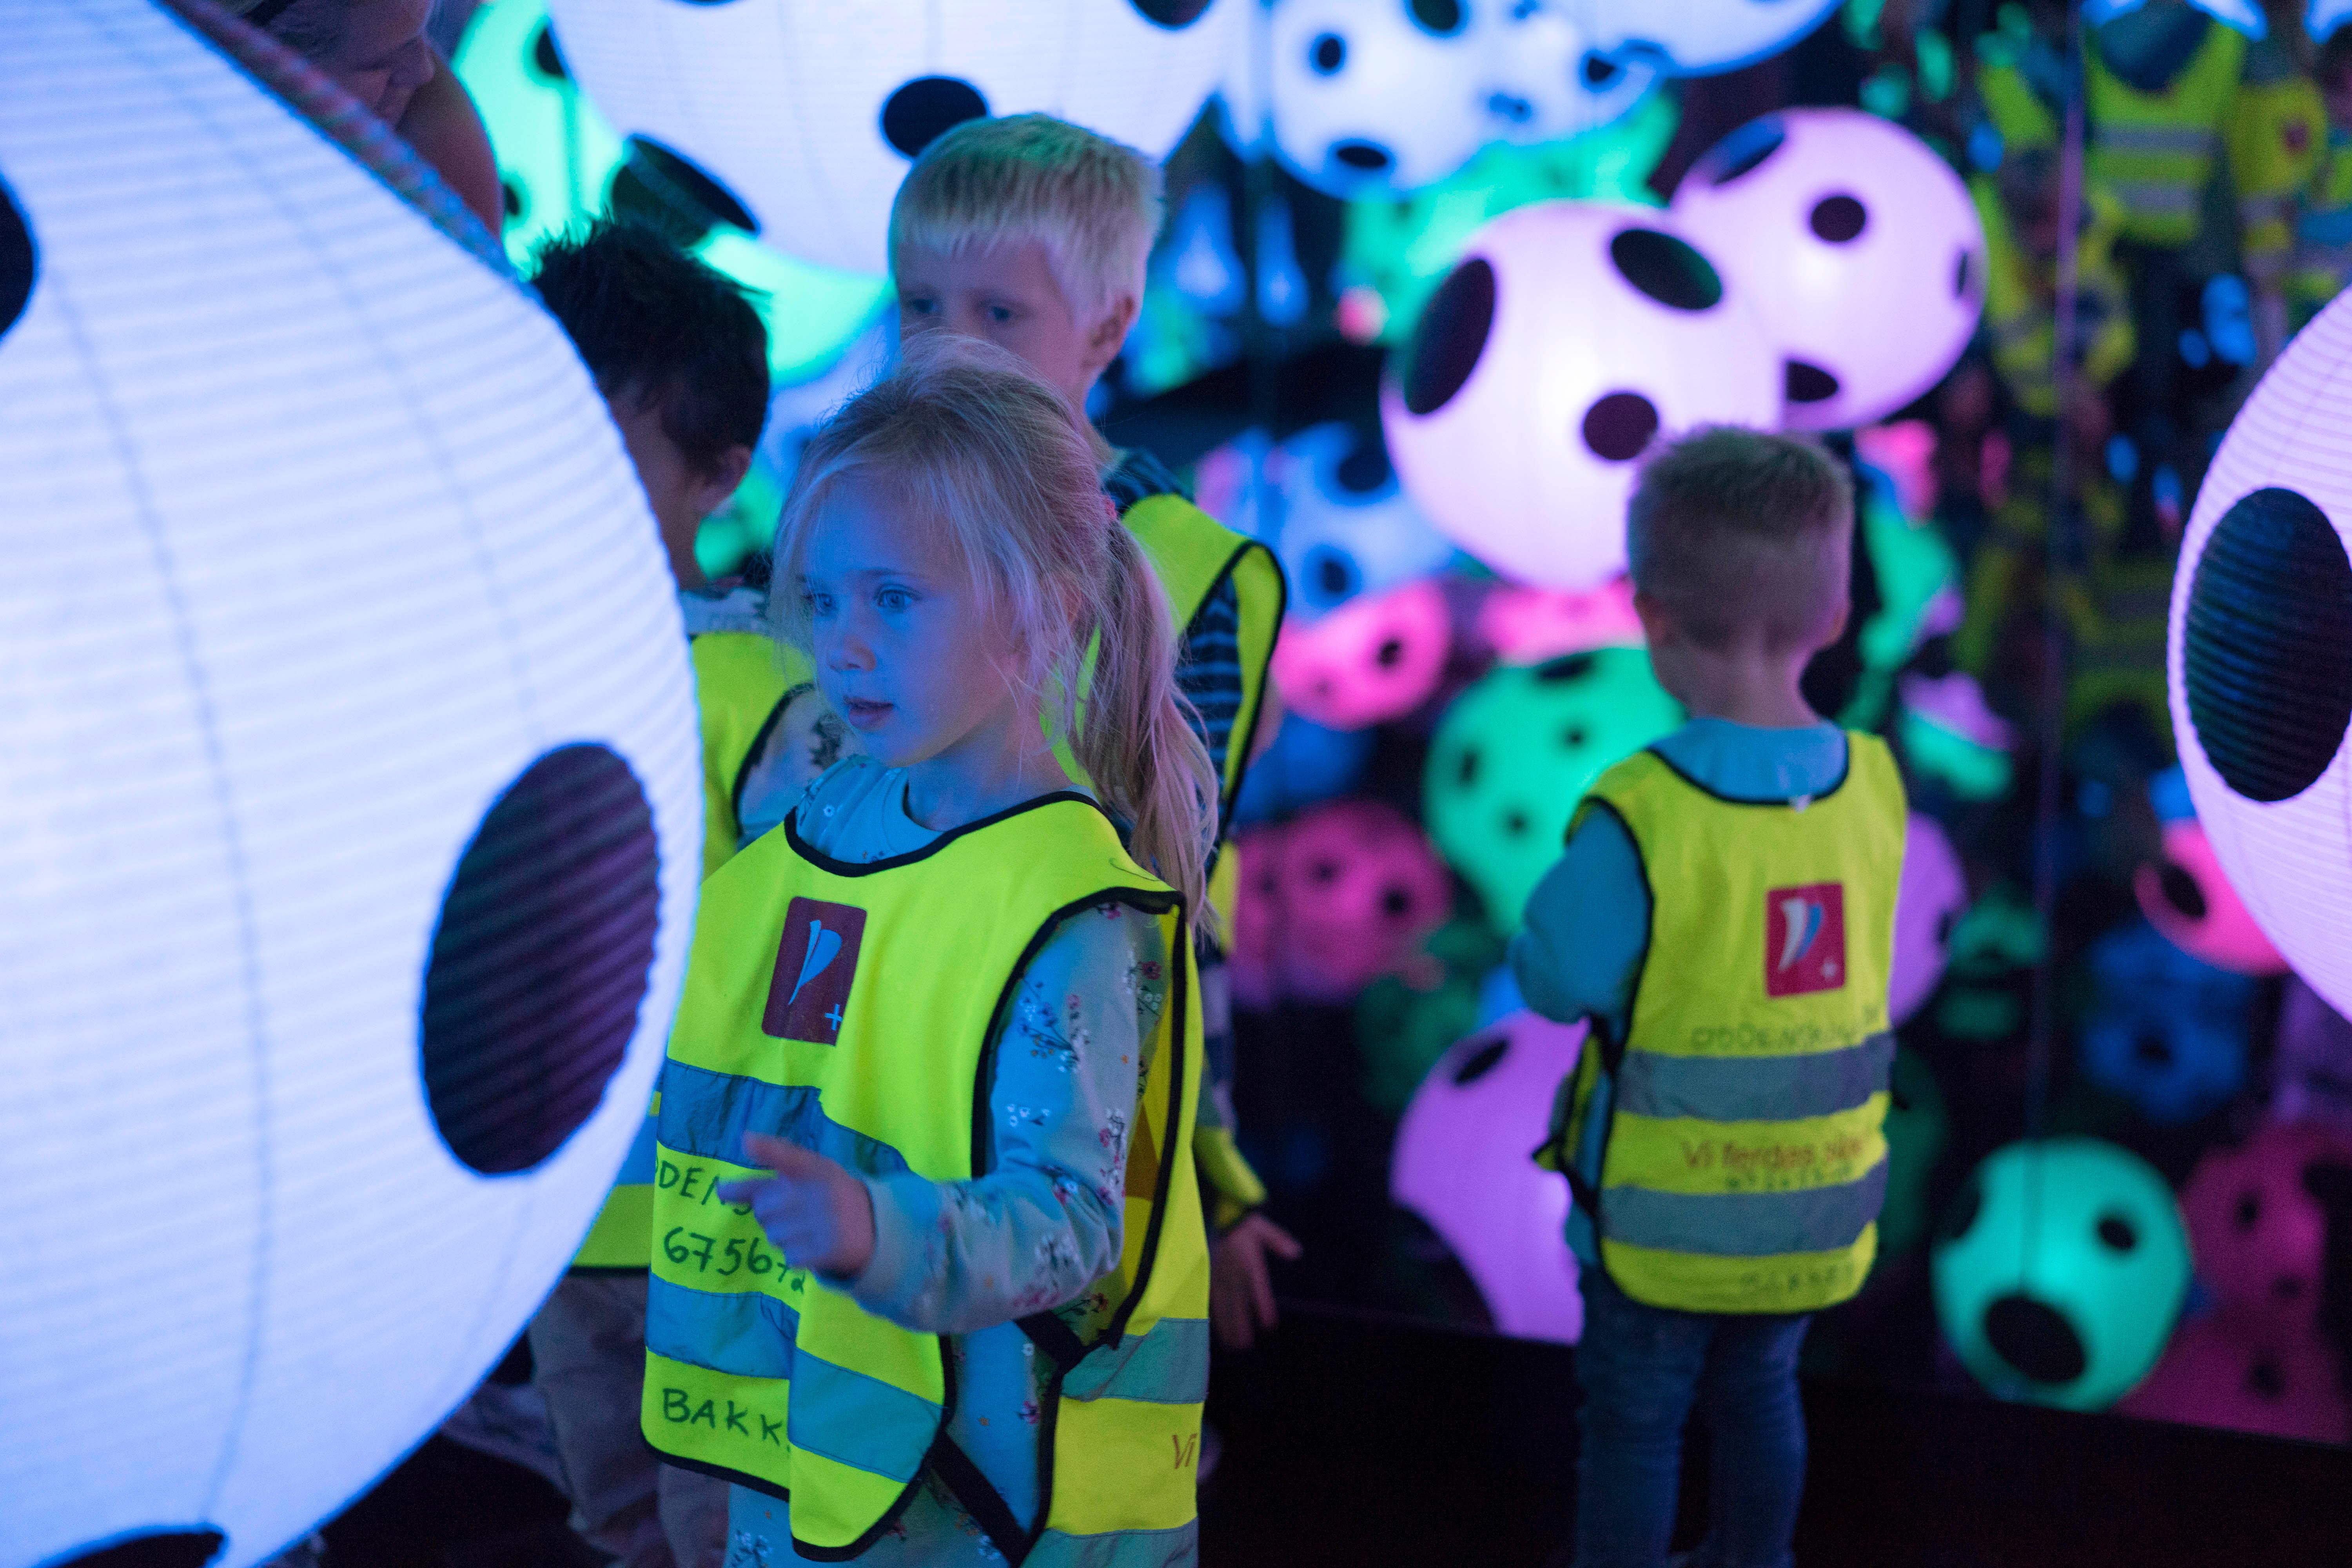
[
  {"left": 1764, "top": 883, "right": 1847, "bottom": 997},
  {"left": 763, "top": 898, "right": 866, "bottom": 1044}
]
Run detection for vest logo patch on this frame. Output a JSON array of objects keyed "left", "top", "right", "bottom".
[
  {"left": 1764, "top": 882, "right": 1846, "bottom": 997},
  {"left": 763, "top": 898, "right": 866, "bottom": 1044}
]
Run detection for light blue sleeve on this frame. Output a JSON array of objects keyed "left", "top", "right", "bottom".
[
  {"left": 840, "top": 903, "right": 1167, "bottom": 1336},
  {"left": 1508, "top": 805, "right": 1650, "bottom": 1044}
]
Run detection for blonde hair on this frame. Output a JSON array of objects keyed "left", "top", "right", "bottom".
[
  {"left": 769, "top": 335, "right": 1218, "bottom": 926},
  {"left": 1625, "top": 425, "right": 1854, "bottom": 652},
  {"left": 889, "top": 114, "right": 1164, "bottom": 327}
]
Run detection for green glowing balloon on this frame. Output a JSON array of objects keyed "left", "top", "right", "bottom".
[
  {"left": 1931, "top": 1137, "right": 2189, "bottom": 1411},
  {"left": 1423, "top": 647, "right": 1682, "bottom": 934},
  {"left": 1355, "top": 915, "right": 1504, "bottom": 1115}
]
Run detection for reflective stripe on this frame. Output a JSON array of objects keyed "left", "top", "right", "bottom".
[
  {"left": 1605, "top": 1160, "right": 1889, "bottom": 1257},
  {"left": 659, "top": 1058, "right": 915, "bottom": 1178},
  {"left": 1027, "top": 1522, "right": 1201, "bottom": 1568},
  {"left": 1062, "top": 1317, "right": 1210, "bottom": 1405},
  {"left": 788, "top": 1350, "right": 940, "bottom": 1483},
  {"left": 613, "top": 1107, "right": 660, "bottom": 1187},
  {"left": 2102, "top": 180, "right": 2201, "bottom": 216},
  {"left": 2093, "top": 122, "right": 2217, "bottom": 156},
  {"left": 1615, "top": 1033, "right": 1893, "bottom": 1123},
  {"left": 648, "top": 1274, "right": 800, "bottom": 1380}
]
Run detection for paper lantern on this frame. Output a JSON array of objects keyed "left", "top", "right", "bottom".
[
  {"left": 1391, "top": 1012, "right": 1584, "bottom": 1343},
  {"left": 1889, "top": 813, "right": 1967, "bottom": 1027},
  {"left": 1932, "top": 1138, "right": 2191, "bottom": 1411},
  {"left": 1475, "top": 579, "right": 1644, "bottom": 665},
  {"left": 1269, "top": 577, "right": 1452, "bottom": 731},
  {"left": 2118, "top": 1312, "right": 2350, "bottom": 1444},
  {"left": 0, "top": 7, "right": 701, "bottom": 1565},
  {"left": 2078, "top": 921, "right": 2254, "bottom": 1127},
  {"left": 1231, "top": 713, "right": 1375, "bottom": 828},
  {"left": 1381, "top": 201, "right": 1780, "bottom": 589},
  {"left": 1229, "top": 799, "right": 1452, "bottom": 1005},
  {"left": 1563, "top": 0, "right": 1844, "bottom": 76},
  {"left": 2179, "top": 1123, "right": 2352, "bottom": 1332},
  {"left": 1269, "top": 421, "right": 1453, "bottom": 621},
  {"left": 2170, "top": 271, "right": 2352, "bottom": 1027},
  {"left": 1424, "top": 647, "right": 1682, "bottom": 932},
  {"left": 542, "top": 0, "right": 1240, "bottom": 276},
  {"left": 1670, "top": 109, "right": 1986, "bottom": 432}
]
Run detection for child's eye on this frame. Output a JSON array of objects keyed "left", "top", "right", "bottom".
[
  {"left": 877, "top": 587, "right": 913, "bottom": 612},
  {"left": 987, "top": 305, "right": 1017, "bottom": 325},
  {"left": 802, "top": 590, "right": 833, "bottom": 617},
  {"left": 901, "top": 294, "right": 939, "bottom": 316}
]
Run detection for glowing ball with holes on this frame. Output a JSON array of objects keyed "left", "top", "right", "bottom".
[
  {"left": 1270, "top": 577, "right": 1452, "bottom": 731},
  {"left": 2078, "top": 921, "right": 2254, "bottom": 1128},
  {"left": 543, "top": 0, "right": 1239, "bottom": 275},
  {"left": 1230, "top": 799, "right": 1452, "bottom": 1005},
  {"left": 2136, "top": 819, "right": 2287, "bottom": 976},
  {"left": 1381, "top": 201, "right": 1780, "bottom": 589},
  {"left": 1499, "top": 5, "right": 1658, "bottom": 145},
  {"left": 2180, "top": 1123, "right": 2352, "bottom": 1332},
  {"left": 1889, "top": 812, "right": 1967, "bottom": 1027},
  {"left": 2274, "top": 976, "right": 2352, "bottom": 1131},
  {"left": 0, "top": 8, "right": 700, "bottom": 1566},
  {"left": 1261, "top": 0, "right": 1501, "bottom": 196},
  {"left": 2171, "top": 292, "right": 2352, "bottom": 1021},
  {"left": 1670, "top": 110, "right": 1985, "bottom": 432},
  {"left": 1391, "top": 1012, "right": 1584, "bottom": 1343},
  {"left": 2118, "top": 1313, "right": 2350, "bottom": 1443},
  {"left": 1476, "top": 579, "right": 1644, "bottom": 665},
  {"left": 1576, "top": 0, "right": 1844, "bottom": 76},
  {"left": 1270, "top": 421, "right": 1454, "bottom": 620},
  {"left": 1932, "top": 1138, "right": 2191, "bottom": 1411},
  {"left": 1423, "top": 647, "right": 1682, "bottom": 932}
]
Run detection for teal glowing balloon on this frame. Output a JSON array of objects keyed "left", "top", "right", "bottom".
[
  {"left": 1931, "top": 1137, "right": 2190, "bottom": 1411},
  {"left": 1423, "top": 646, "right": 1682, "bottom": 933}
]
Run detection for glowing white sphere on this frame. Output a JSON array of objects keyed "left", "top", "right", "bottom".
[
  {"left": 1380, "top": 200, "right": 1780, "bottom": 589},
  {"left": 1496, "top": 4, "right": 1659, "bottom": 143},
  {"left": 0, "top": 6, "right": 700, "bottom": 1564},
  {"left": 1671, "top": 109, "right": 1986, "bottom": 432},
  {"left": 1263, "top": 0, "right": 1497, "bottom": 194},
  {"left": 1564, "top": 0, "right": 1844, "bottom": 75},
  {"left": 2169, "top": 288, "right": 2352, "bottom": 1020},
  {"left": 544, "top": 0, "right": 1241, "bottom": 276},
  {"left": 1270, "top": 421, "right": 1454, "bottom": 619}
]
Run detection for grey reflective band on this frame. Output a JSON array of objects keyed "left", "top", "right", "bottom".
[
  {"left": 648, "top": 1274, "right": 800, "bottom": 1380},
  {"left": 1604, "top": 1160, "right": 1889, "bottom": 1258},
  {"left": 790, "top": 1350, "right": 942, "bottom": 1483},
  {"left": 661, "top": 1058, "right": 915, "bottom": 1178},
  {"left": 2102, "top": 180, "right": 2202, "bottom": 216},
  {"left": 1060, "top": 1317, "right": 1211, "bottom": 1405},
  {"left": 2093, "top": 123, "right": 2217, "bottom": 155},
  {"left": 1615, "top": 1033, "right": 1894, "bottom": 1124},
  {"left": 1027, "top": 1522, "right": 1201, "bottom": 1568}
]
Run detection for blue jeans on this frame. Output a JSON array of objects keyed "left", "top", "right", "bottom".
[{"left": 1572, "top": 1270, "right": 1812, "bottom": 1568}]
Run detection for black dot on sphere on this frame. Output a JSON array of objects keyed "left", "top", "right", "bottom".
[
  {"left": 1401, "top": 256, "right": 1494, "bottom": 416},
  {"left": 1698, "top": 116, "right": 1787, "bottom": 187},
  {"left": 1581, "top": 51, "right": 1622, "bottom": 88},
  {"left": 1562, "top": 726, "right": 1588, "bottom": 749},
  {"left": 1131, "top": 0, "right": 1214, "bottom": 27},
  {"left": 2159, "top": 861, "right": 2209, "bottom": 920},
  {"left": 1410, "top": 0, "right": 1466, "bottom": 36},
  {"left": 1938, "top": 1175, "right": 1984, "bottom": 1243},
  {"left": 1504, "top": 809, "right": 1530, "bottom": 837},
  {"left": 615, "top": 136, "right": 759, "bottom": 240},
  {"left": 530, "top": 21, "right": 568, "bottom": 80},
  {"left": 1311, "top": 31, "right": 1346, "bottom": 73},
  {"left": 49, "top": 1530, "right": 226, "bottom": 1568},
  {"left": 1306, "top": 546, "right": 1357, "bottom": 602},
  {"left": 420, "top": 744, "right": 658, "bottom": 1176},
  {"left": 2249, "top": 1358, "right": 2287, "bottom": 1398},
  {"left": 1984, "top": 1294, "right": 2089, "bottom": 1386},
  {"left": 501, "top": 179, "right": 524, "bottom": 220},
  {"left": 1609, "top": 227, "right": 1723, "bottom": 311},
  {"left": 1936, "top": 909, "right": 1957, "bottom": 944},
  {"left": 1955, "top": 246, "right": 1976, "bottom": 299},
  {"left": 0, "top": 177, "right": 32, "bottom": 342},
  {"left": 1583, "top": 392, "right": 1660, "bottom": 463},
  {"left": 2236, "top": 1191, "right": 2263, "bottom": 1231},
  {"left": 1334, "top": 140, "right": 1394, "bottom": 172},
  {"left": 1809, "top": 194, "right": 1868, "bottom": 243},
  {"left": 2187, "top": 485, "right": 2352, "bottom": 803},
  {"left": 1381, "top": 886, "right": 1413, "bottom": 918},
  {"left": 2096, "top": 1214, "right": 2139, "bottom": 1252},
  {"left": 1336, "top": 433, "right": 1393, "bottom": 494},
  {"left": 881, "top": 76, "right": 989, "bottom": 160},
  {"left": 2132, "top": 1030, "right": 2174, "bottom": 1066},
  {"left": 2276, "top": 1274, "right": 2305, "bottom": 1300},
  {"left": 1376, "top": 636, "right": 1406, "bottom": 668},
  {"left": 1785, "top": 359, "right": 1841, "bottom": 405},
  {"left": 1455, "top": 746, "right": 1481, "bottom": 788},
  {"left": 1453, "top": 1037, "right": 1509, "bottom": 1085},
  {"left": 1536, "top": 652, "right": 1597, "bottom": 684},
  {"left": 1312, "top": 858, "right": 1340, "bottom": 884}
]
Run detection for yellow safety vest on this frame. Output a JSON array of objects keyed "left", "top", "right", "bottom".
[
  {"left": 571, "top": 591, "right": 809, "bottom": 1271},
  {"left": 642, "top": 795, "right": 1210, "bottom": 1559},
  {"left": 2086, "top": 23, "right": 2243, "bottom": 248},
  {"left": 1971, "top": 176, "right": 2136, "bottom": 421},
  {"left": 2062, "top": 548, "right": 2177, "bottom": 747},
  {"left": 1547, "top": 738, "right": 1907, "bottom": 1315}
]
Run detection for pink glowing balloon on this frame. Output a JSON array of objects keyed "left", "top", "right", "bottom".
[
  {"left": 1381, "top": 200, "right": 1780, "bottom": 589},
  {"left": 1671, "top": 109, "right": 1985, "bottom": 432},
  {"left": 1854, "top": 419, "right": 1939, "bottom": 521},
  {"left": 1475, "top": 579, "right": 1644, "bottom": 665},
  {"left": 2180, "top": 1123, "right": 2352, "bottom": 1331},
  {"left": 1891, "top": 812, "right": 1967, "bottom": 1026},
  {"left": 2136, "top": 821, "right": 2289, "bottom": 976},
  {"left": 1230, "top": 799, "right": 1453, "bottom": 1005},
  {"left": 1392, "top": 1011, "right": 1584, "bottom": 1343},
  {"left": 1269, "top": 577, "right": 1451, "bottom": 730},
  {"left": 2117, "top": 1311, "right": 2349, "bottom": 1444}
]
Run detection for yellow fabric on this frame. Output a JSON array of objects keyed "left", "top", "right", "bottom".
[
  {"left": 1553, "top": 739, "right": 1907, "bottom": 1315},
  {"left": 1972, "top": 176, "right": 2136, "bottom": 419},
  {"left": 642, "top": 797, "right": 1206, "bottom": 1555},
  {"left": 2084, "top": 24, "right": 2244, "bottom": 247},
  {"left": 2062, "top": 550, "right": 2178, "bottom": 746},
  {"left": 1975, "top": 58, "right": 2060, "bottom": 154},
  {"left": 2231, "top": 75, "right": 2326, "bottom": 271},
  {"left": 1046, "top": 1381, "right": 1211, "bottom": 1537}
]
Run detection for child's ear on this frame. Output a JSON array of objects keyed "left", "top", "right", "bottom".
[
  {"left": 693, "top": 444, "right": 755, "bottom": 521},
  {"left": 1631, "top": 588, "right": 1677, "bottom": 648},
  {"left": 1083, "top": 292, "right": 1140, "bottom": 374}
]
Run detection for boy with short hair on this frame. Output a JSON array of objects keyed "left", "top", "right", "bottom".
[
  {"left": 1518, "top": 427, "right": 1907, "bottom": 1568},
  {"left": 889, "top": 114, "right": 1298, "bottom": 1348},
  {"left": 526, "top": 218, "right": 813, "bottom": 1568}
]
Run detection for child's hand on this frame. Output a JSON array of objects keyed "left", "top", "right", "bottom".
[
  {"left": 1209, "top": 1212, "right": 1303, "bottom": 1350},
  {"left": 717, "top": 1132, "right": 877, "bottom": 1279}
]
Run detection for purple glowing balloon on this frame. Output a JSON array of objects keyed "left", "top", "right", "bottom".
[
  {"left": 2179, "top": 1122, "right": 2352, "bottom": 1332},
  {"left": 1381, "top": 200, "right": 1780, "bottom": 589},
  {"left": 1391, "top": 1011, "right": 1585, "bottom": 1343},
  {"left": 2118, "top": 1310, "right": 2349, "bottom": 1443},
  {"left": 1890, "top": 812, "right": 1966, "bottom": 1026},
  {"left": 1671, "top": 109, "right": 1986, "bottom": 432}
]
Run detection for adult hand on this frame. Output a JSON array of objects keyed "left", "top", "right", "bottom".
[
  {"left": 717, "top": 1131, "right": 877, "bottom": 1279},
  {"left": 1209, "top": 1212, "right": 1303, "bottom": 1350}
]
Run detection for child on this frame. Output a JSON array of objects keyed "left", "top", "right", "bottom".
[
  {"left": 526, "top": 219, "right": 811, "bottom": 1568},
  {"left": 1518, "top": 428, "right": 1907, "bottom": 1568},
  {"left": 641, "top": 335, "right": 1215, "bottom": 1566},
  {"left": 889, "top": 114, "right": 1298, "bottom": 1345}
]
